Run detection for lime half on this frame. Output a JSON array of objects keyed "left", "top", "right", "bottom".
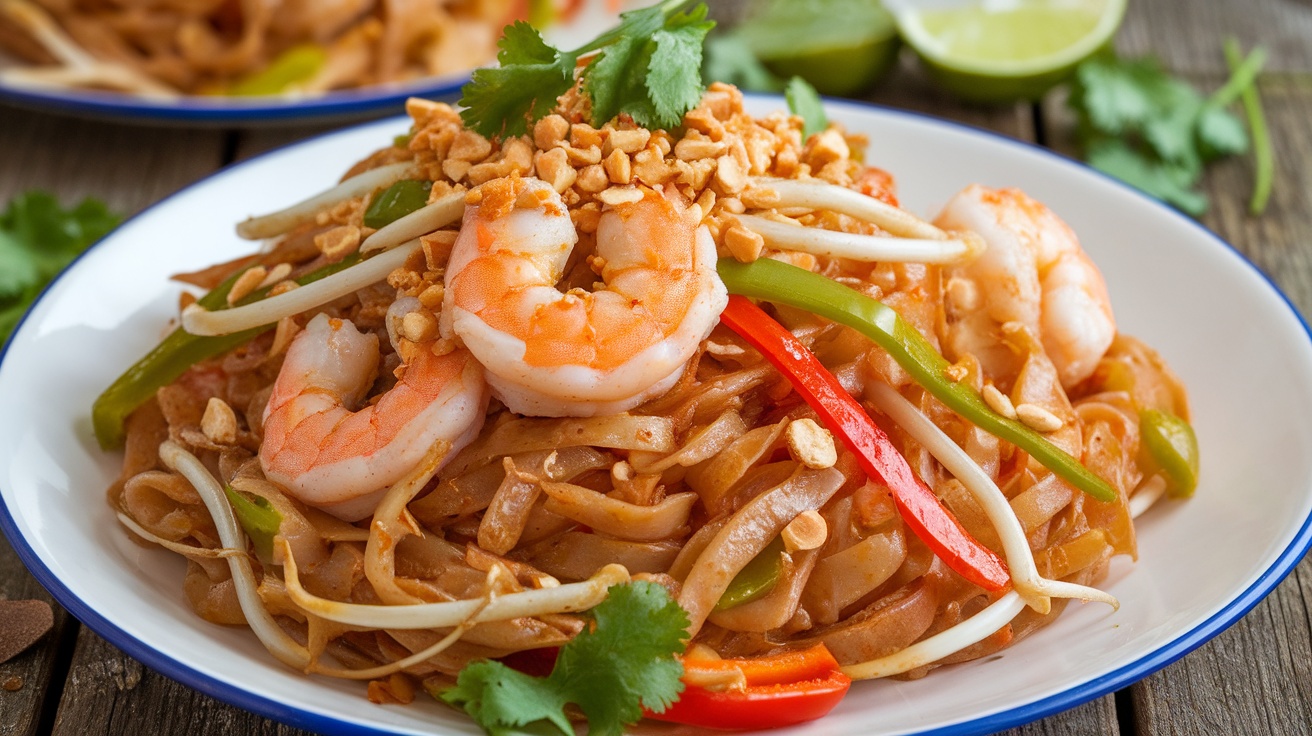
[
  {"left": 738, "top": 0, "right": 902, "bottom": 96},
  {"left": 892, "top": 0, "right": 1126, "bottom": 102}
]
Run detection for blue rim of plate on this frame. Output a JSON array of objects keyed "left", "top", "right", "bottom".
[
  {"left": 0, "top": 72, "right": 468, "bottom": 124},
  {"left": 1, "top": 93, "right": 1310, "bottom": 736}
]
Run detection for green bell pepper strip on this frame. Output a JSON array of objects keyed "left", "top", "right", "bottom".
[
  {"left": 717, "top": 257, "right": 1117, "bottom": 503},
  {"left": 223, "top": 486, "right": 282, "bottom": 563},
  {"left": 92, "top": 255, "right": 360, "bottom": 450},
  {"left": 1138, "top": 409, "right": 1199, "bottom": 498},
  {"left": 714, "top": 536, "right": 784, "bottom": 611},
  {"left": 226, "top": 44, "right": 327, "bottom": 97},
  {"left": 363, "top": 180, "right": 433, "bottom": 229}
]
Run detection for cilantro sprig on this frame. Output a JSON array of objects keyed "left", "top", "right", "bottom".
[
  {"left": 1068, "top": 47, "right": 1268, "bottom": 216},
  {"left": 441, "top": 581, "right": 690, "bottom": 736},
  {"left": 0, "top": 191, "right": 120, "bottom": 345},
  {"left": 459, "top": 0, "right": 714, "bottom": 139}
]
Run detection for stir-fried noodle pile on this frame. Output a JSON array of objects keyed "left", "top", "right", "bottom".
[
  {"left": 0, "top": 0, "right": 520, "bottom": 97},
  {"left": 105, "top": 83, "right": 1190, "bottom": 707}
]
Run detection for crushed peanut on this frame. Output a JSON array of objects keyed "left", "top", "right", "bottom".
[
  {"left": 201, "top": 397, "right": 237, "bottom": 445},
  {"left": 982, "top": 384, "right": 1017, "bottom": 419},
  {"left": 314, "top": 224, "right": 362, "bottom": 262},
  {"left": 782, "top": 509, "right": 828, "bottom": 553},
  {"left": 227, "top": 266, "right": 266, "bottom": 305},
  {"left": 1016, "top": 403, "right": 1064, "bottom": 432},
  {"left": 598, "top": 186, "right": 643, "bottom": 206},
  {"left": 724, "top": 223, "right": 765, "bottom": 263},
  {"left": 400, "top": 309, "right": 439, "bottom": 343},
  {"left": 786, "top": 418, "right": 837, "bottom": 469},
  {"left": 257, "top": 262, "right": 292, "bottom": 290},
  {"left": 603, "top": 147, "right": 632, "bottom": 185}
]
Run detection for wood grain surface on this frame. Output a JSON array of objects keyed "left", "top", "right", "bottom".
[{"left": 1, "top": 0, "right": 1308, "bottom": 734}]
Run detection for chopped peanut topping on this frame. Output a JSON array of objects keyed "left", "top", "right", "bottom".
[
  {"left": 1016, "top": 403, "right": 1064, "bottom": 432},
  {"left": 782, "top": 509, "right": 828, "bottom": 553},
  {"left": 200, "top": 397, "right": 237, "bottom": 445},
  {"left": 786, "top": 418, "right": 837, "bottom": 469}
]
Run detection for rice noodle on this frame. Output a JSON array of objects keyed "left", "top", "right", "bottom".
[
  {"left": 538, "top": 484, "right": 699, "bottom": 542},
  {"left": 841, "top": 592, "right": 1027, "bottom": 680},
  {"left": 680, "top": 466, "right": 845, "bottom": 635}
]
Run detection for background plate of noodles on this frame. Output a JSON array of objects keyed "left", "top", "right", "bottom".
[
  {"left": 0, "top": 0, "right": 620, "bottom": 124},
  {"left": 2, "top": 97, "right": 1312, "bottom": 734}
]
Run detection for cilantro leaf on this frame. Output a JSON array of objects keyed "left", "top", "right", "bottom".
[
  {"left": 1196, "top": 104, "right": 1249, "bottom": 157},
  {"left": 1068, "top": 48, "right": 1263, "bottom": 216},
  {"left": 785, "top": 76, "right": 827, "bottom": 139},
  {"left": 0, "top": 191, "right": 120, "bottom": 345},
  {"left": 702, "top": 34, "right": 783, "bottom": 92},
  {"left": 442, "top": 581, "right": 690, "bottom": 736},
  {"left": 585, "top": 2, "right": 712, "bottom": 129},
  {"left": 1086, "top": 138, "right": 1209, "bottom": 216},
  {"left": 460, "top": 22, "right": 577, "bottom": 138},
  {"left": 459, "top": 1, "right": 713, "bottom": 138},
  {"left": 647, "top": 5, "right": 715, "bottom": 128},
  {"left": 444, "top": 661, "right": 574, "bottom": 736}
]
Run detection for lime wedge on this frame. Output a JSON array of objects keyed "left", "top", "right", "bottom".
[
  {"left": 739, "top": 0, "right": 902, "bottom": 96},
  {"left": 892, "top": 0, "right": 1126, "bottom": 102}
]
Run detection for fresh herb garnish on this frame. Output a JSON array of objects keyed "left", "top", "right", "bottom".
[
  {"left": 1068, "top": 47, "right": 1267, "bottom": 216},
  {"left": 786, "top": 76, "right": 827, "bottom": 139},
  {"left": 459, "top": 0, "right": 714, "bottom": 139},
  {"left": 1224, "top": 38, "right": 1273, "bottom": 215},
  {"left": 0, "top": 191, "right": 120, "bottom": 345},
  {"left": 442, "top": 581, "right": 689, "bottom": 736}
]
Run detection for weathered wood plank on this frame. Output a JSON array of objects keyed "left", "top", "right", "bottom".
[
  {"left": 0, "top": 108, "right": 226, "bottom": 214},
  {"left": 0, "top": 536, "right": 72, "bottom": 736},
  {"left": 1117, "top": 0, "right": 1312, "bottom": 73},
  {"left": 1010, "top": 696, "right": 1121, "bottom": 736},
  {"left": 49, "top": 632, "right": 311, "bottom": 736}
]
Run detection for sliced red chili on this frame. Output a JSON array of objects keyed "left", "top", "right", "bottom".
[{"left": 718, "top": 295, "right": 1009, "bottom": 591}]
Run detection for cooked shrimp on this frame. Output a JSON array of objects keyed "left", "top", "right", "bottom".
[
  {"left": 259, "top": 306, "right": 488, "bottom": 521},
  {"left": 443, "top": 176, "right": 727, "bottom": 416},
  {"left": 936, "top": 185, "right": 1115, "bottom": 389}
]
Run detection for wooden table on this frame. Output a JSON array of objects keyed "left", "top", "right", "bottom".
[{"left": 2, "top": 0, "right": 1310, "bottom": 733}]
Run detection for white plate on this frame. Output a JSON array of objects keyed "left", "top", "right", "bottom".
[
  {"left": 2, "top": 97, "right": 1311, "bottom": 735},
  {"left": 0, "top": 4, "right": 618, "bottom": 125}
]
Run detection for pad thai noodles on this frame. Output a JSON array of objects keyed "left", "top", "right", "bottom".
[
  {"left": 93, "top": 79, "right": 1197, "bottom": 730},
  {"left": 0, "top": 0, "right": 577, "bottom": 98}
]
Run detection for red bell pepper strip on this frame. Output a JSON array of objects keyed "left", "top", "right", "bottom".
[
  {"left": 719, "top": 295, "right": 1010, "bottom": 591},
  {"left": 648, "top": 645, "right": 852, "bottom": 731}
]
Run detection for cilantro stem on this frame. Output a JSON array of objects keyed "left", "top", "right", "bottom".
[
  {"left": 1207, "top": 43, "right": 1266, "bottom": 109},
  {"left": 1224, "top": 38, "right": 1274, "bottom": 215}
]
